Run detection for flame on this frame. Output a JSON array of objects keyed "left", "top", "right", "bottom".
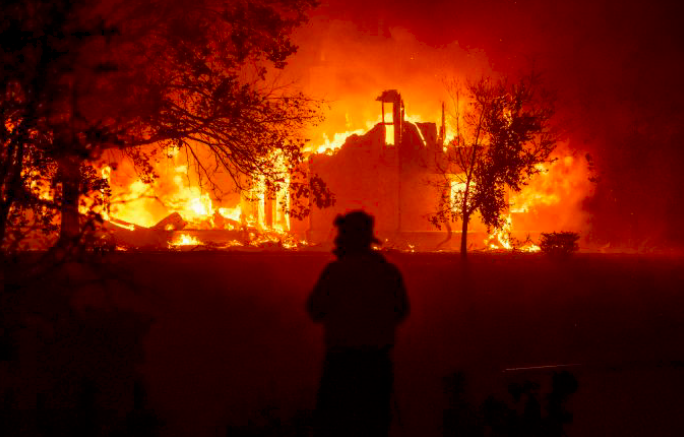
[
  {"left": 520, "top": 241, "right": 541, "bottom": 252},
  {"left": 481, "top": 150, "right": 589, "bottom": 252},
  {"left": 170, "top": 233, "right": 203, "bottom": 247},
  {"left": 92, "top": 101, "right": 589, "bottom": 254},
  {"left": 102, "top": 153, "right": 291, "bottom": 235},
  {"left": 309, "top": 113, "right": 430, "bottom": 156},
  {"left": 100, "top": 165, "right": 112, "bottom": 222},
  {"left": 510, "top": 162, "right": 562, "bottom": 213},
  {"left": 108, "top": 178, "right": 158, "bottom": 228},
  {"left": 484, "top": 214, "right": 541, "bottom": 252},
  {"left": 450, "top": 179, "right": 472, "bottom": 211},
  {"left": 316, "top": 130, "right": 366, "bottom": 154},
  {"left": 509, "top": 151, "right": 592, "bottom": 235},
  {"left": 274, "top": 173, "right": 291, "bottom": 232},
  {"left": 170, "top": 165, "right": 214, "bottom": 222},
  {"left": 485, "top": 213, "right": 513, "bottom": 250},
  {"left": 218, "top": 205, "right": 242, "bottom": 222}
]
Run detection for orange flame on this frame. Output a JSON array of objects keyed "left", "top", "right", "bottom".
[{"left": 169, "top": 233, "right": 203, "bottom": 247}]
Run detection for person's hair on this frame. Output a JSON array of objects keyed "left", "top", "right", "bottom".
[{"left": 332, "top": 210, "right": 379, "bottom": 257}]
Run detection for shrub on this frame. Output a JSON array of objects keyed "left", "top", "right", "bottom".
[
  {"left": 442, "top": 370, "right": 579, "bottom": 437},
  {"left": 539, "top": 232, "right": 580, "bottom": 258}
]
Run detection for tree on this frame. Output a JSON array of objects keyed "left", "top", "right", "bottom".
[
  {"left": 0, "top": 0, "right": 330, "bottom": 253},
  {"left": 430, "top": 73, "right": 560, "bottom": 256},
  {"left": 0, "top": 0, "right": 106, "bottom": 253}
]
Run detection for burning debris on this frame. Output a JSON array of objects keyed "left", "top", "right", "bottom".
[
  {"left": 92, "top": 91, "right": 589, "bottom": 253},
  {"left": 103, "top": 210, "right": 308, "bottom": 252}
]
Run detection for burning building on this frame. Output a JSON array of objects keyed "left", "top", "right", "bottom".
[
  {"left": 302, "top": 89, "right": 448, "bottom": 248},
  {"left": 94, "top": 89, "right": 453, "bottom": 250},
  {"left": 88, "top": 85, "right": 590, "bottom": 253}
]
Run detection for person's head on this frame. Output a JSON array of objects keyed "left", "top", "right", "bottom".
[{"left": 333, "top": 210, "right": 380, "bottom": 257}]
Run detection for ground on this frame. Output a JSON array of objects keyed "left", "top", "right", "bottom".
[{"left": 3, "top": 251, "right": 684, "bottom": 436}]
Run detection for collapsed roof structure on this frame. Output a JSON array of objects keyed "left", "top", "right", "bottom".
[{"left": 299, "top": 90, "right": 449, "bottom": 247}]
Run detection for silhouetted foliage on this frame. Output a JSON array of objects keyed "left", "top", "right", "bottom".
[
  {"left": 224, "top": 407, "right": 313, "bottom": 437},
  {"left": 0, "top": 0, "right": 330, "bottom": 254},
  {"left": 443, "top": 370, "right": 579, "bottom": 437},
  {"left": 539, "top": 231, "right": 580, "bottom": 258},
  {"left": 0, "top": 0, "right": 114, "bottom": 252},
  {"left": 0, "top": 257, "right": 161, "bottom": 436},
  {"left": 430, "top": 72, "right": 560, "bottom": 256},
  {"left": 442, "top": 372, "right": 484, "bottom": 437},
  {"left": 288, "top": 170, "right": 336, "bottom": 220}
]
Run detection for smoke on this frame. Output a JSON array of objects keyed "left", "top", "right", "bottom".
[
  {"left": 284, "top": 18, "right": 492, "bottom": 143},
  {"left": 283, "top": 0, "right": 684, "bottom": 247}
]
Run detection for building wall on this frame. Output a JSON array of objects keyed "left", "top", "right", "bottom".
[{"left": 302, "top": 121, "right": 445, "bottom": 244}]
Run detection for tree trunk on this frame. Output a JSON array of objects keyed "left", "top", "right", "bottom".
[
  {"left": 460, "top": 213, "right": 469, "bottom": 257},
  {"left": 0, "top": 204, "right": 8, "bottom": 254},
  {"left": 0, "top": 140, "right": 25, "bottom": 253},
  {"left": 58, "top": 157, "right": 81, "bottom": 244},
  {"left": 460, "top": 187, "right": 471, "bottom": 257},
  {"left": 0, "top": 191, "right": 13, "bottom": 253}
]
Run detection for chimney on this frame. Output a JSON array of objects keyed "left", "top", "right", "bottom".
[{"left": 376, "top": 89, "right": 404, "bottom": 146}]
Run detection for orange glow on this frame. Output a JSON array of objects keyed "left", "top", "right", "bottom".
[
  {"left": 95, "top": 105, "right": 590, "bottom": 253},
  {"left": 218, "top": 205, "right": 242, "bottom": 223},
  {"left": 169, "top": 233, "right": 203, "bottom": 247},
  {"left": 102, "top": 149, "right": 293, "bottom": 236},
  {"left": 485, "top": 213, "right": 513, "bottom": 250},
  {"left": 315, "top": 130, "right": 366, "bottom": 154},
  {"left": 481, "top": 148, "right": 591, "bottom": 252}
]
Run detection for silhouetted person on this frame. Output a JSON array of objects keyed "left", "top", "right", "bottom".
[{"left": 307, "top": 211, "right": 409, "bottom": 437}]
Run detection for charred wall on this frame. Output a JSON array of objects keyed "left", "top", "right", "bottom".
[{"left": 304, "top": 118, "right": 444, "bottom": 244}]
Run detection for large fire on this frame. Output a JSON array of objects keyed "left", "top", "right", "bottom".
[
  {"left": 95, "top": 95, "right": 591, "bottom": 252},
  {"left": 481, "top": 153, "right": 591, "bottom": 251}
]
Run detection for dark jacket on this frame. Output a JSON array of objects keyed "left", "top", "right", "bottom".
[{"left": 307, "top": 251, "right": 409, "bottom": 350}]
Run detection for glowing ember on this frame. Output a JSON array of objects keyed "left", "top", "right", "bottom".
[
  {"left": 170, "top": 233, "right": 203, "bottom": 247},
  {"left": 102, "top": 155, "right": 286, "bottom": 235},
  {"left": 520, "top": 242, "right": 541, "bottom": 253}
]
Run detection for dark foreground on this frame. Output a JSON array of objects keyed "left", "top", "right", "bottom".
[{"left": 2, "top": 251, "right": 684, "bottom": 436}]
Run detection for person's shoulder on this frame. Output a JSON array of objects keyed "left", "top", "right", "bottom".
[
  {"left": 384, "top": 261, "right": 402, "bottom": 277},
  {"left": 321, "top": 259, "right": 346, "bottom": 274},
  {"left": 367, "top": 253, "right": 402, "bottom": 275},
  {"left": 367, "top": 251, "right": 389, "bottom": 263},
  {"left": 375, "top": 255, "right": 403, "bottom": 276}
]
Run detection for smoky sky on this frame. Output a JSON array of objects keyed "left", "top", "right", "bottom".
[
  {"left": 314, "top": 0, "right": 684, "bottom": 54},
  {"left": 310, "top": 0, "right": 684, "bottom": 125},
  {"left": 296, "top": 0, "right": 684, "bottom": 245}
]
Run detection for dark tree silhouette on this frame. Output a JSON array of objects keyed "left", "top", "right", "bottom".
[
  {"left": 430, "top": 73, "right": 560, "bottom": 256},
  {"left": 0, "top": 0, "right": 329, "bottom": 254}
]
